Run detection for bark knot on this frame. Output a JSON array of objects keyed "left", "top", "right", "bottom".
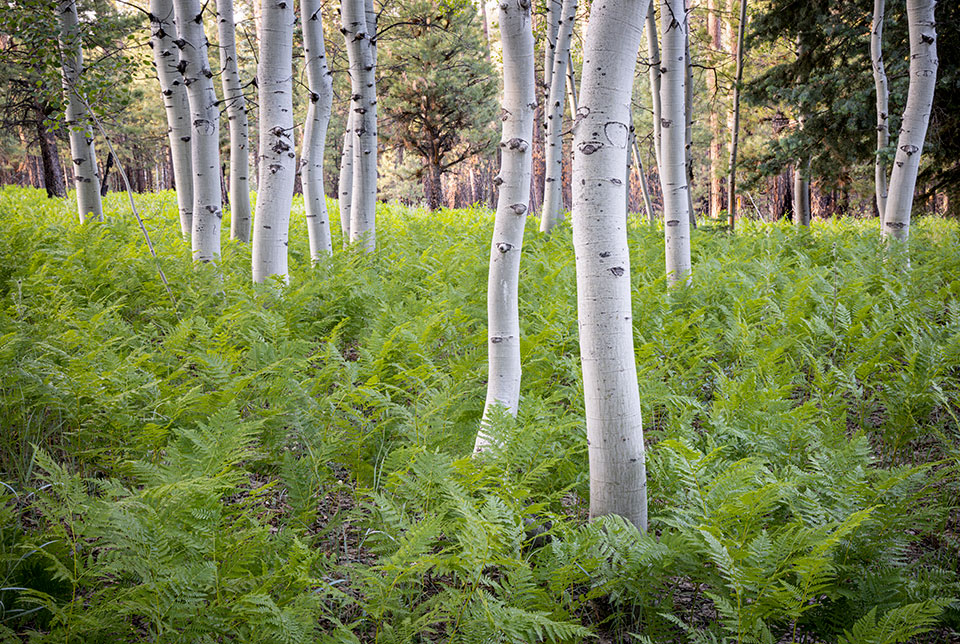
[
  {"left": 496, "top": 242, "right": 513, "bottom": 253},
  {"left": 509, "top": 203, "right": 527, "bottom": 215},
  {"left": 609, "top": 267, "right": 625, "bottom": 277}
]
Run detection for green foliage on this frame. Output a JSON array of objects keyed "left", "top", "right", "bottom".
[{"left": 0, "top": 187, "right": 958, "bottom": 641}]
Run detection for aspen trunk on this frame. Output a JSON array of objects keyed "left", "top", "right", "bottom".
[
  {"left": 475, "top": 0, "right": 535, "bottom": 452},
  {"left": 882, "top": 0, "right": 936, "bottom": 241},
  {"left": 645, "top": 3, "right": 662, "bottom": 171},
  {"left": 540, "top": 0, "right": 576, "bottom": 233},
  {"left": 150, "top": 0, "right": 192, "bottom": 236},
  {"left": 793, "top": 159, "right": 811, "bottom": 226},
  {"left": 726, "top": 0, "right": 746, "bottom": 230},
  {"left": 633, "top": 136, "right": 655, "bottom": 224},
  {"left": 573, "top": 0, "right": 650, "bottom": 530},
  {"left": 173, "top": 0, "right": 222, "bottom": 261},
  {"left": 302, "top": 0, "right": 334, "bottom": 259},
  {"left": 565, "top": 49, "right": 578, "bottom": 116},
  {"left": 871, "top": 0, "right": 889, "bottom": 219},
  {"left": 217, "top": 0, "right": 252, "bottom": 241},
  {"left": 684, "top": 18, "right": 696, "bottom": 229},
  {"left": 342, "top": 0, "right": 378, "bottom": 251},
  {"left": 338, "top": 115, "right": 354, "bottom": 240},
  {"left": 542, "top": 0, "right": 561, "bottom": 129},
  {"left": 57, "top": 0, "right": 102, "bottom": 223},
  {"left": 252, "top": 0, "right": 296, "bottom": 282},
  {"left": 660, "top": 0, "right": 691, "bottom": 286}
]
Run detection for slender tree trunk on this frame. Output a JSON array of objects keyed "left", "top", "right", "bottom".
[
  {"left": 302, "top": 0, "right": 334, "bottom": 258},
  {"left": 217, "top": 0, "right": 252, "bottom": 241},
  {"left": 633, "top": 136, "right": 655, "bottom": 224},
  {"left": 251, "top": 0, "right": 296, "bottom": 282},
  {"left": 338, "top": 115, "right": 354, "bottom": 240},
  {"left": 573, "top": 0, "right": 651, "bottom": 530},
  {"left": 793, "top": 159, "right": 811, "bottom": 225},
  {"left": 475, "top": 0, "right": 535, "bottom": 452},
  {"left": 871, "top": 0, "right": 889, "bottom": 220},
  {"left": 150, "top": 0, "right": 193, "bottom": 237},
  {"left": 726, "top": 0, "right": 746, "bottom": 231},
  {"left": 543, "top": 0, "right": 561, "bottom": 128},
  {"left": 625, "top": 126, "right": 634, "bottom": 216},
  {"left": 660, "top": 0, "right": 691, "bottom": 286},
  {"left": 707, "top": 0, "right": 721, "bottom": 220},
  {"left": 173, "top": 0, "right": 222, "bottom": 260},
  {"left": 36, "top": 114, "right": 66, "bottom": 198},
  {"left": 882, "top": 0, "right": 936, "bottom": 241},
  {"left": 645, "top": 3, "right": 662, "bottom": 171},
  {"left": 540, "top": 0, "right": 576, "bottom": 233},
  {"left": 684, "top": 16, "right": 696, "bottom": 229},
  {"left": 342, "top": 0, "right": 378, "bottom": 251},
  {"left": 565, "top": 49, "right": 578, "bottom": 116},
  {"left": 57, "top": 0, "right": 102, "bottom": 222}
]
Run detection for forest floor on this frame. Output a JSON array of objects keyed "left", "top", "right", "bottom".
[{"left": 1, "top": 186, "right": 959, "bottom": 643}]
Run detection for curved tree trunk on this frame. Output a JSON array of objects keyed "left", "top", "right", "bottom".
[
  {"left": 302, "top": 0, "right": 334, "bottom": 258},
  {"left": 645, "top": 3, "right": 662, "bottom": 171},
  {"left": 871, "top": 0, "right": 889, "bottom": 220},
  {"left": 882, "top": 0, "right": 936, "bottom": 241},
  {"left": 540, "top": 0, "right": 576, "bottom": 233},
  {"left": 475, "top": 0, "right": 535, "bottom": 452},
  {"left": 57, "top": 0, "right": 102, "bottom": 223},
  {"left": 251, "top": 0, "right": 296, "bottom": 282},
  {"left": 338, "top": 115, "right": 354, "bottom": 241},
  {"left": 573, "top": 0, "right": 650, "bottom": 530},
  {"left": 660, "top": 0, "right": 691, "bottom": 286},
  {"left": 173, "top": 0, "right": 222, "bottom": 261},
  {"left": 217, "top": 0, "right": 252, "bottom": 241},
  {"left": 150, "top": 0, "right": 192, "bottom": 236},
  {"left": 342, "top": 0, "right": 378, "bottom": 251}
]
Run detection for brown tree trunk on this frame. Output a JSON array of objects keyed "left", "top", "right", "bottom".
[
  {"left": 707, "top": 0, "right": 722, "bottom": 220},
  {"left": 424, "top": 157, "right": 443, "bottom": 210}
]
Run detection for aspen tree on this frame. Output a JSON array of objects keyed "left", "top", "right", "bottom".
[
  {"left": 882, "top": 0, "right": 936, "bottom": 241},
  {"left": 645, "top": 3, "right": 661, "bottom": 172},
  {"left": 57, "top": 0, "right": 102, "bottom": 222},
  {"left": 792, "top": 39, "right": 811, "bottom": 227},
  {"left": 871, "top": 0, "right": 889, "bottom": 219},
  {"left": 251, "top": 0, "right": 296, "bottom": 282},
  {"left": 573, "top": 0, "right": 651, "bottom": 530},
  {"left": 173, "top": 0, "right": 222, "bottom": 261},
  {"left": 302, "top": 0, "right": 334, "bottom": 258},
  {"left": 475, "top": 0, "right": 535, "bottom": 452},
  {"left": 149, "top": 0, "right": 192, "bottom": 237},
  {"left": 217, "top": 0, "right": 252, "bottom": 241},
  {"left": 660, "top": 0, "right": 691, "bottom": 285},
  {"left": 338, "top": 117, "right": 354, "bottom": 240},
  {"left": 683, "top": 8, "right": 695, "bottom": 229},
  {"left": 540, "top": 0, "right": 576, "bottom": 233}
]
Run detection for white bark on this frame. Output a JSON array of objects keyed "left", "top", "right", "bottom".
[
  {"left": 540, "top": 0, "right": 576, "bottom": 233},
  {"left": 338, "top": 115, "right": 354, "bottom": 240},
  {"left": 645, "top": 3, "right": 662, "bottom": 171},
  {"left": 565, "top": 49, "right": 578, "bottom": 117},
  {"left": 572, "top": 0, "right": 650, "bottom": 530},
  {"left": 543, "top": 0, "right": 561, "bottom": 128},
  {"left": 659, "top": 0, "right": 691, "bottom": 286},
  {"left": 633, "top": 136, "right": 655, "bottom": 224},
  {"left": 302, "top": 0, "right": 334, "bottom": 259},
  {"left": 217, "top": 0, "right": 252, "bottom": 241},
  {"left": 149, "top": 0, "right": 192, "bottom": 236},
  {"left": 173, "top": 0, "right": 222, "bottom": 261},
  {"left": 475, "top": 0, "right": 535, "bottom": 452},
  {"left": 342, "top": 0, "right": 378, "bottom": 251},
  {"left": 871, "top": 0, "right": 889, "bottom": 219},
  {"left": 882, "top": 0, "right": 937, "bottom": 241},
  {"left": 251, "top": 0, "right": 296, "bottom": 283},
  {"left": 793, "top": 160, "right": 811, "bottom": 226},
  {"left": 57, "top": 0, "right": 102, "bottom": 223}
]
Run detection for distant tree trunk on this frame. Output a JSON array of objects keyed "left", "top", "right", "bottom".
[
  {"left": 543, "top": 0, "right": 561, "bottom": 122},
  {"left": 573, "top": 0, "right": 651, "bottom": 531},
  {"left": 727, "top": 0, "right": 746, "bottom": 231},
  {"left": 342, "top": 0, "right": 378, "bottom": 251},
  {"left": 793, "top": 159, "right": 811, "bottom": 225},
  {"left": 645, "top": 3, "right": 662, "bottom": 171},
  {"left": 540, "top": 0, "right": 576, "bottom": 233},
  {"left": 707, "top": 0, "right": 721, "bottom": 221},
  {"left": 217, "top": 0, "right": 252, "bottom": 241},
  {"left": 566, "top": 49, "right": 578, "bottom": 116},
  {"left": 302, "top": 0, "right": 334, "bottom": 259},
  {"left": 100, "top": 152, "right": 114, "bottom": 197},
  {"left": 423, "top": 155, "right": 444, "bottom": 211},
  {"left": 475, "top": 0, "right": 535, "bottom": 452},
  {"left": 251, "top": 0, "right": 296, "bottom": 282},
  {"left": 882, "top": 0, "right": 937, "bottom": 241},
  {"left": 684, "top": 11, "right": 696, "bottom": 229},
  {"left": 150, "top": 0, "right": 192, "bottom": 236},
  {"left": 36, "top": 114, "right": 66, "bottom": 198},
  {"left": 871, "top": 0, "right": 889, "bottom": 220},
  {"left": 633, "top": 136, "right": 655, "bottom": 224},
  {"left": 57, "top": 0, "right": 102, "bottom": 222},
  {"left": 660, "top": 0, "right": 691, "bottom": 286},
  {"left": 173, "top": 0, "right": 222, "bottom": 260},
  {"left": 338, "top": 116, "right": 354, "bottom": 240}
]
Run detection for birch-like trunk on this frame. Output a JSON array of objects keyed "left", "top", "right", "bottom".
[
  {"left": 565, "top": 50, "right": 578, "bottom": 117},
  {"left": 726, "top": 0, "right": 746, "bottom": 230},
  {"left": 338, "top": 114, "right": 354, "bottom": 240},
  {"left": 573, "top": 0, "right": 650, "bottom": 530},
  {"left": 684, "top": 19, "right": 695, "bottom": 229},
  {"left": 871, "top": 0, "right": 889, "bottom": 219},
  {"left": 57, "top": 0, "right": 102, "bottom": 223},
  {"left": 475, "top": 0, "right": 535, "bottom": 452},
  {"left": 793, "top": 160, "right": 811, "bottom": 226},
  {"left": 882, "top": 0, "right": 936, "bottom": 241},
  {"left": 342, "top": 0, "right": 378, "bottom": 251},
  {"left": 150, "top": 0, "right": 192, "bottom": 236},
  {"left": 302, "top": 0, "right": 334, "bottom": 258},
  {"left": 645, "top": 3, "right": 662, "bottom": 171},
  {"left": 173, "top": 0, "right": 221, "bottom": 261},
  {"left": 633, "top": 135, "right": 655, "bottom": 224},
  {"left": 540, "top": 0, "right": 576, "bottom": 233},
  {"left": 542, "top": 0, "right": 561, "bottom": 128},
  {"left": 217, "top": 0, "right": 252, "bottom": 241},
  {"left": 251, "top": 0, "right": 296, "bottom": 282},
  {"left": 660, "top": 0, "right": 691, "bottom": 286}
]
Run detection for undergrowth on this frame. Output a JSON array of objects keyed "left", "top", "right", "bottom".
[{"left": 0, "top": 186, "right": 958, "bottom": 642}]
